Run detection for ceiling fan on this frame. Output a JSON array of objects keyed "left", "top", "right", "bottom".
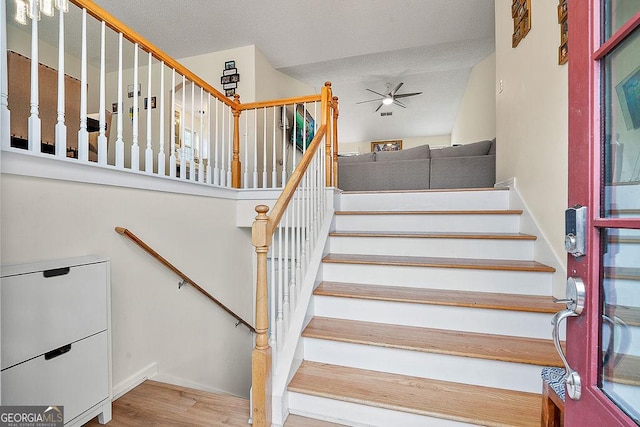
[{"left": 356, "top": 82, "right": 423, "bottom": 112}]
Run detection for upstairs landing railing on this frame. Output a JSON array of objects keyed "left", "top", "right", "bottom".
[
  {"left": 0, "top": 0, "right": 339, "bottom": 190},
  {"left": 251, "top": 83, "right": 338, "bottom": 426}
]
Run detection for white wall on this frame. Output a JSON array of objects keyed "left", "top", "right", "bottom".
[
  {"left": 1, "top": 174, "right": 254, "bottom": 398},
  {"left": 339, "top": 134, "right": 451, "bottom": 155},
  {"left": 495, "top": 1, "right": 568, "bottom": 263},
  {"left": 451, "top": 52, "right": 496, "bottom": 145}
]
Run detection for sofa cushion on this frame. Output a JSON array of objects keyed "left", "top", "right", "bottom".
[
  {"left": 488, "top": 138, "right": 496, "bottom": 155},
  {"left": 338, "top": 152, "right": 375, "bottom": 164},
  {"left": 430, "top": 155, "right": 496, "bottom": 189},
  {"left": 338, "top": 159, "right": 430, "bottom": 191},
  {"left": 375, "top": 144, "right": 430, "bottom": 162},
  {"left": 430, "top": 140, "right": 492, "bottom": 158}
]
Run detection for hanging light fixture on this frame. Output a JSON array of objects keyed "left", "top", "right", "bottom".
[{"left": 15, "top": 0, "right": 69, "bottom": 24}]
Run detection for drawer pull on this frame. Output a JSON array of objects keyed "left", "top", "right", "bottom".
[
  {"left": 43, "top": 267, "right": 70, "bottom": 278},
  {"left": 44, "top": 344, "right": 72, "bottom": 360}
]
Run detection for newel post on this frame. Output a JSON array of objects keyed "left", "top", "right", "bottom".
[
  {"left": 332, "top": 96, "right": 339, "bottom": 188},
  {"left": 321, "top": 82, "right": 332, "bottom": 187},
  {"left": 231, "top": 94, "right": 242, "bottom": 188},
  {"left": 252, "top": 205, "right": 272, "bottom": 427}
]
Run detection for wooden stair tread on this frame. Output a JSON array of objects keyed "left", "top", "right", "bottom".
[
  {"left": 607, "top": 304, "right": 640, "bottom": 327},
  {"left": 329, "top": 230, "right": 537, "bottom": 240},
  {"left": 322, "top": 253, "right": 556, "bottom": 272},
  {"left": 335, "top": 209, "right": 523, "bottom": 215},
  {"left": 288, "top": 361, "right": 541, "bottom": 427},
  {"left": 303, "top": 317, "right": 563, "bottom": 367},
  {"left": 341, "top": 187, "right": 507, "bottom": 194},
  {"left": 605, "top": 267, "right": 640, "bottom": 281},
  {"left": 315, "top": 282, "right": 559, "bottom": 313},
  {"left": 604, "top": 354, "right": 640, "bottom": 386}
]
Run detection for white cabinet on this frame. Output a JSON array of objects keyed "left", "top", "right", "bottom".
[{"left": 1, "top": 256, "right": 112, "bottom": 426}]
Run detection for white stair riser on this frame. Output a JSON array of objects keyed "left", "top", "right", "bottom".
[
  {"left": 603, "top": 278, "right": 640, "bottom": 306},
  {"left": 303, "top": 338, "right": 546, "bottom": 393},
  {"left": 313, "top": 296, "right": 564, "bottom": 340},
  {"left": 334, "top": 214, "right": 520, "bottom": 233},
  {"left": 339, "top": 190, "right": 509, "bottom": 212},
  {"left": 604, "top": 242, "right": 640, "bottom": 267},
  {"left": 602, "top": 323, "right": 640, "bottom": 357},
  {"left": 322, "top": 263, "right": 553, "bottom": 295},
  {"left": 328, "top": 236, "right": 534, "bottom": 260},
  {"left": 605, "top": 185, "right": 640, "bottom": 210},
  {"left": 288, "top": 392, "right": 474, "bottom": 427}
]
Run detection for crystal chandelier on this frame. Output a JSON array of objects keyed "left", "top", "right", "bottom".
[{"left": 15, "top": 0, "right": 69, "bottom": 25}]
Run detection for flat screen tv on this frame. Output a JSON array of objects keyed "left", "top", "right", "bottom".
[{"left": 290, "top": 104, "right": 315, "bottom": 151}]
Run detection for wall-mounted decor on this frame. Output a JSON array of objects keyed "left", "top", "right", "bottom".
[
  {"left": 558, "top": 0, "right": 568, "bottom": 65},
  {"left": 221, "top": 60, "right": 239, "bottom": 97},
  {"left": 127, "top": 83, "right": 141, "bottom": 98},
  {"left": 511, "top": 0, "right": 531, "bottom": 48},
  {"left": 144, "top": 96, "right": 156, "bottom": 109},
  {"left": 616, "top": 65, "right": 640, "bottom": 130},
  {"left": 112, "top": 102, "right": 118, "bottom": 114},
  {"left": 290, "top": 104, "right": 316, "bottom": 151},
  {"left": 371, "top": 140, "right": 402, "bottom": 152}
]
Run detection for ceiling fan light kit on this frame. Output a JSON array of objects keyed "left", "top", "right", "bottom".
[{"left": 356, "top": 82, "right": 423, "bottom": 112}]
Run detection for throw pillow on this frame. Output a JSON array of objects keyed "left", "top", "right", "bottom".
[
  {"left": 375, "top": 144, "right": 430, "bottom": 162},
  {"left": 430, "top": 140, "right": 492, "bottom": 158},
  {"left": 338, "top": 152, "right": 375, "bottom": 164}
]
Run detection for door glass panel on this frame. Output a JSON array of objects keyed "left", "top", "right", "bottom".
[
  {"left": 602, "top": 27, "right": 640, "bottom": 218},
  {"left": 600, "top": 228, "right": 640, "bottom": 423},
  {"left": 603, "top": 1, "right": 640, "bottom": 40}
]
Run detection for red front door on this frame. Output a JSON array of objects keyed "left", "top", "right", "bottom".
[{"left": 567, "top": 1, "right": 640, "bottom": 425}]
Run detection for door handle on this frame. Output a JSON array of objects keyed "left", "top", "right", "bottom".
[{"left": 551, "top": 277, "right": 586, "bottom": 400}]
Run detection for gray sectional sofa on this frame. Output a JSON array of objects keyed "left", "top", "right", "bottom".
[{"left": 337, "top": 139, "right": 496, "bottom": 191}]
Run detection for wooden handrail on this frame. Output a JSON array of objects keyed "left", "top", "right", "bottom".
[
  {"left": 115, "top": 226, "right": 255, "bottom": 333},
  {"left": 237, "top": 94, "right": 322, "bottom": 111},
  {"left": 70, "top": 0, "right": 236, "bottom": 109}
]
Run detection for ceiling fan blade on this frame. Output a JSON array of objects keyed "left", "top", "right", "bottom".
[
  {"left": 366, "top": 88, "right": 387, "bottom": 98},
  {"left": 375, "top": 102, "right": 384, "bottom": 112},
  {"left": 356, "top": 98, "right": 383, "bottom": 104},
  {"left": 394, "top": 92, "right": 423, "bottom": 99},
  {"left": 393, "top": 99, "right": 407, "bottom": 108},
  {"left": 390, "top": 82, "right": 404, "bottom": 95}
]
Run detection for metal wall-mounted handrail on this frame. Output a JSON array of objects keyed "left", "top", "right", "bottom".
[{"left": 115, "top": 226, "right": 255, "bottom": 333}]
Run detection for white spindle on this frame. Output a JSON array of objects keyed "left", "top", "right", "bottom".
[
  {"left": 158, "top": 63, "right": 165, "bottom": 176},
  {"left": 253, "top": 109, "right": 258, "bottom": 188},
  {"left": 281, "top": 106, "right": 287, "bottom": 186},
  {"left": 269, "top": 244, "right": 276, "bottom": 348},
  {"left": 283, "top": 209, "right": 290, "bottom": 327},
  {"left": 276, "top": 222, "right": 284, "bottom": 350},
  {"left": 145, "top": 51, "right": 153, "bottom": 173},
  {"left": 179, "top": 75, "right": 186, "bottom": 179},
  {"left": 115, "top": 33, "right": 124, "bottom": 169},
  {"left": 77, "top": 8, "right": 88, "bottom": 160},
  {"left": 97, "top": 21, "right": 107, "bottom": 165},
  {"left": 54, "top": 9, "right": 66, "bottom": 156},
  {"left": 262, "top": 108, "right": 267, "bottom": 188},
  {"left": 226, "top": 107, "right": 232, "bottom": 186},
  {"left": 272, "top": 107, "right": 277, "bottom": 188},
  {"left": 169, "top": 69, "right": 176, "bottom": 177},
  {"left": 220, "top": 101, "right": 225, "bottom": 186},
  {"left": 131, "top": 44, "right": 140, "bottom": 171},
  {"left": 28, "top": 0, "right": 41, "bottom": 152},
  {"left": 0, "top": 0, "right": 10, "bottom": 149},
  {"left": 189, "top": 82, "right": 195, "bottom": 181},
  {"left": 199, "top": 87, "right": 204, "bottom": 183},
  {"left": 206, "top": 94, "right": 212, "bottom": 184},
  {"left": 243, "top": 110, "right": 248, "bottom": 188},
  {"left": 213, "top": 99, "right": 219, "bottom": 185}
]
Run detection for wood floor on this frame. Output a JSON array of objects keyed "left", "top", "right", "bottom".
[{"left": 84, "top": 380, "right": 342, "bottom": 427}]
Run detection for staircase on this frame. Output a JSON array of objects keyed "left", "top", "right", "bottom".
[{"left": 283, "top": 188, "right": 564, "bottom": 426}]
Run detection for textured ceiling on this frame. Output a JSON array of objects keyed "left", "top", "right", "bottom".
[{"left": 9, "top": 0, "right": 495, "bottom": 143}]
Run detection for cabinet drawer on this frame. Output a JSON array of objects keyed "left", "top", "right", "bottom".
[
  {"left": 1, "top": 262, "right": 108, "bottom": 369},
  {"left": 1, "top": 331, "right": 109, "bottom": 424}
]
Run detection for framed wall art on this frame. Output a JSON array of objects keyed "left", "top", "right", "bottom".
[{"left": 512, "top": 0, "right": 531, "bottom": 48}]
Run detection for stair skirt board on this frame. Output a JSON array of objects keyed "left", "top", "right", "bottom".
[
  {"left": 313, "top": 295, "right": 562, "bottom": 340},
  {"left": 302, "top": 338, "right": 548, "bottom": 393},
  {"left": 321, "top": 264, "right": 552, "bottom": 295},
  {"left": 288, "top": 392, "right": 475, "bottom": 427}
]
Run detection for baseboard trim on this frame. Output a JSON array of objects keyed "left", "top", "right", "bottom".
[
  {"left": 153, "top": 373, "right": 247, "bottom": 400},
  {"left": 112, "top": 362, "right": 159, "bottom": 400}
]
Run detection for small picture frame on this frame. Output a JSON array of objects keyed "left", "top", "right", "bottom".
[
  {"left": 223, "top": 68, "right": 238, "bottom": 76},
  {"left": 557, "top": 0, "right": 568, "bottom": 23},
  {"left": 224, "top": 60, "right": 235, "bottom": 70},
  {"left": 144, "top": 96, "right": 156, "bottom": 110},
  {"left": 371, "top": 140, "right": 402, "bottom": 152},
  {"left": 511, "top": 0, "right": 531, "bottom": 48},
  {"left": 225, "top": 88, "right": 236, "bottom": 97},
  {"left": 112, "top": 102, "right": 118, "bottom": 114},
  {"left": 223, "top": 82, "right": 237, "bottom": 90},
  {"left": 558, "top": 42, "right": 568, "bottom": 65},
  {"left": 127, "top": 83, "right": 141, "bottom": 98}
]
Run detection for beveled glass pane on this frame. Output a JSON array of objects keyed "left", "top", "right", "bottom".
[
  {"left": 602, "top": 27, "right": 640, "bottom": 218},
  {"left": 600, "top": 228, "right": 640, "bottom": 424},
  {"left": 603, "top": 1, "right": 640, "bottom": 41}
]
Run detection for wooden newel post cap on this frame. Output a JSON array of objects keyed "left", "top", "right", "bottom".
[
  {"left": 255, "top": 205, "right": 269, "bottom": 218},
  {"left": 324, "top": 81, "right": 332, "bottom": 88},
  {"left": 234, "top": 93, "right": 240, "bottom": 103}
]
